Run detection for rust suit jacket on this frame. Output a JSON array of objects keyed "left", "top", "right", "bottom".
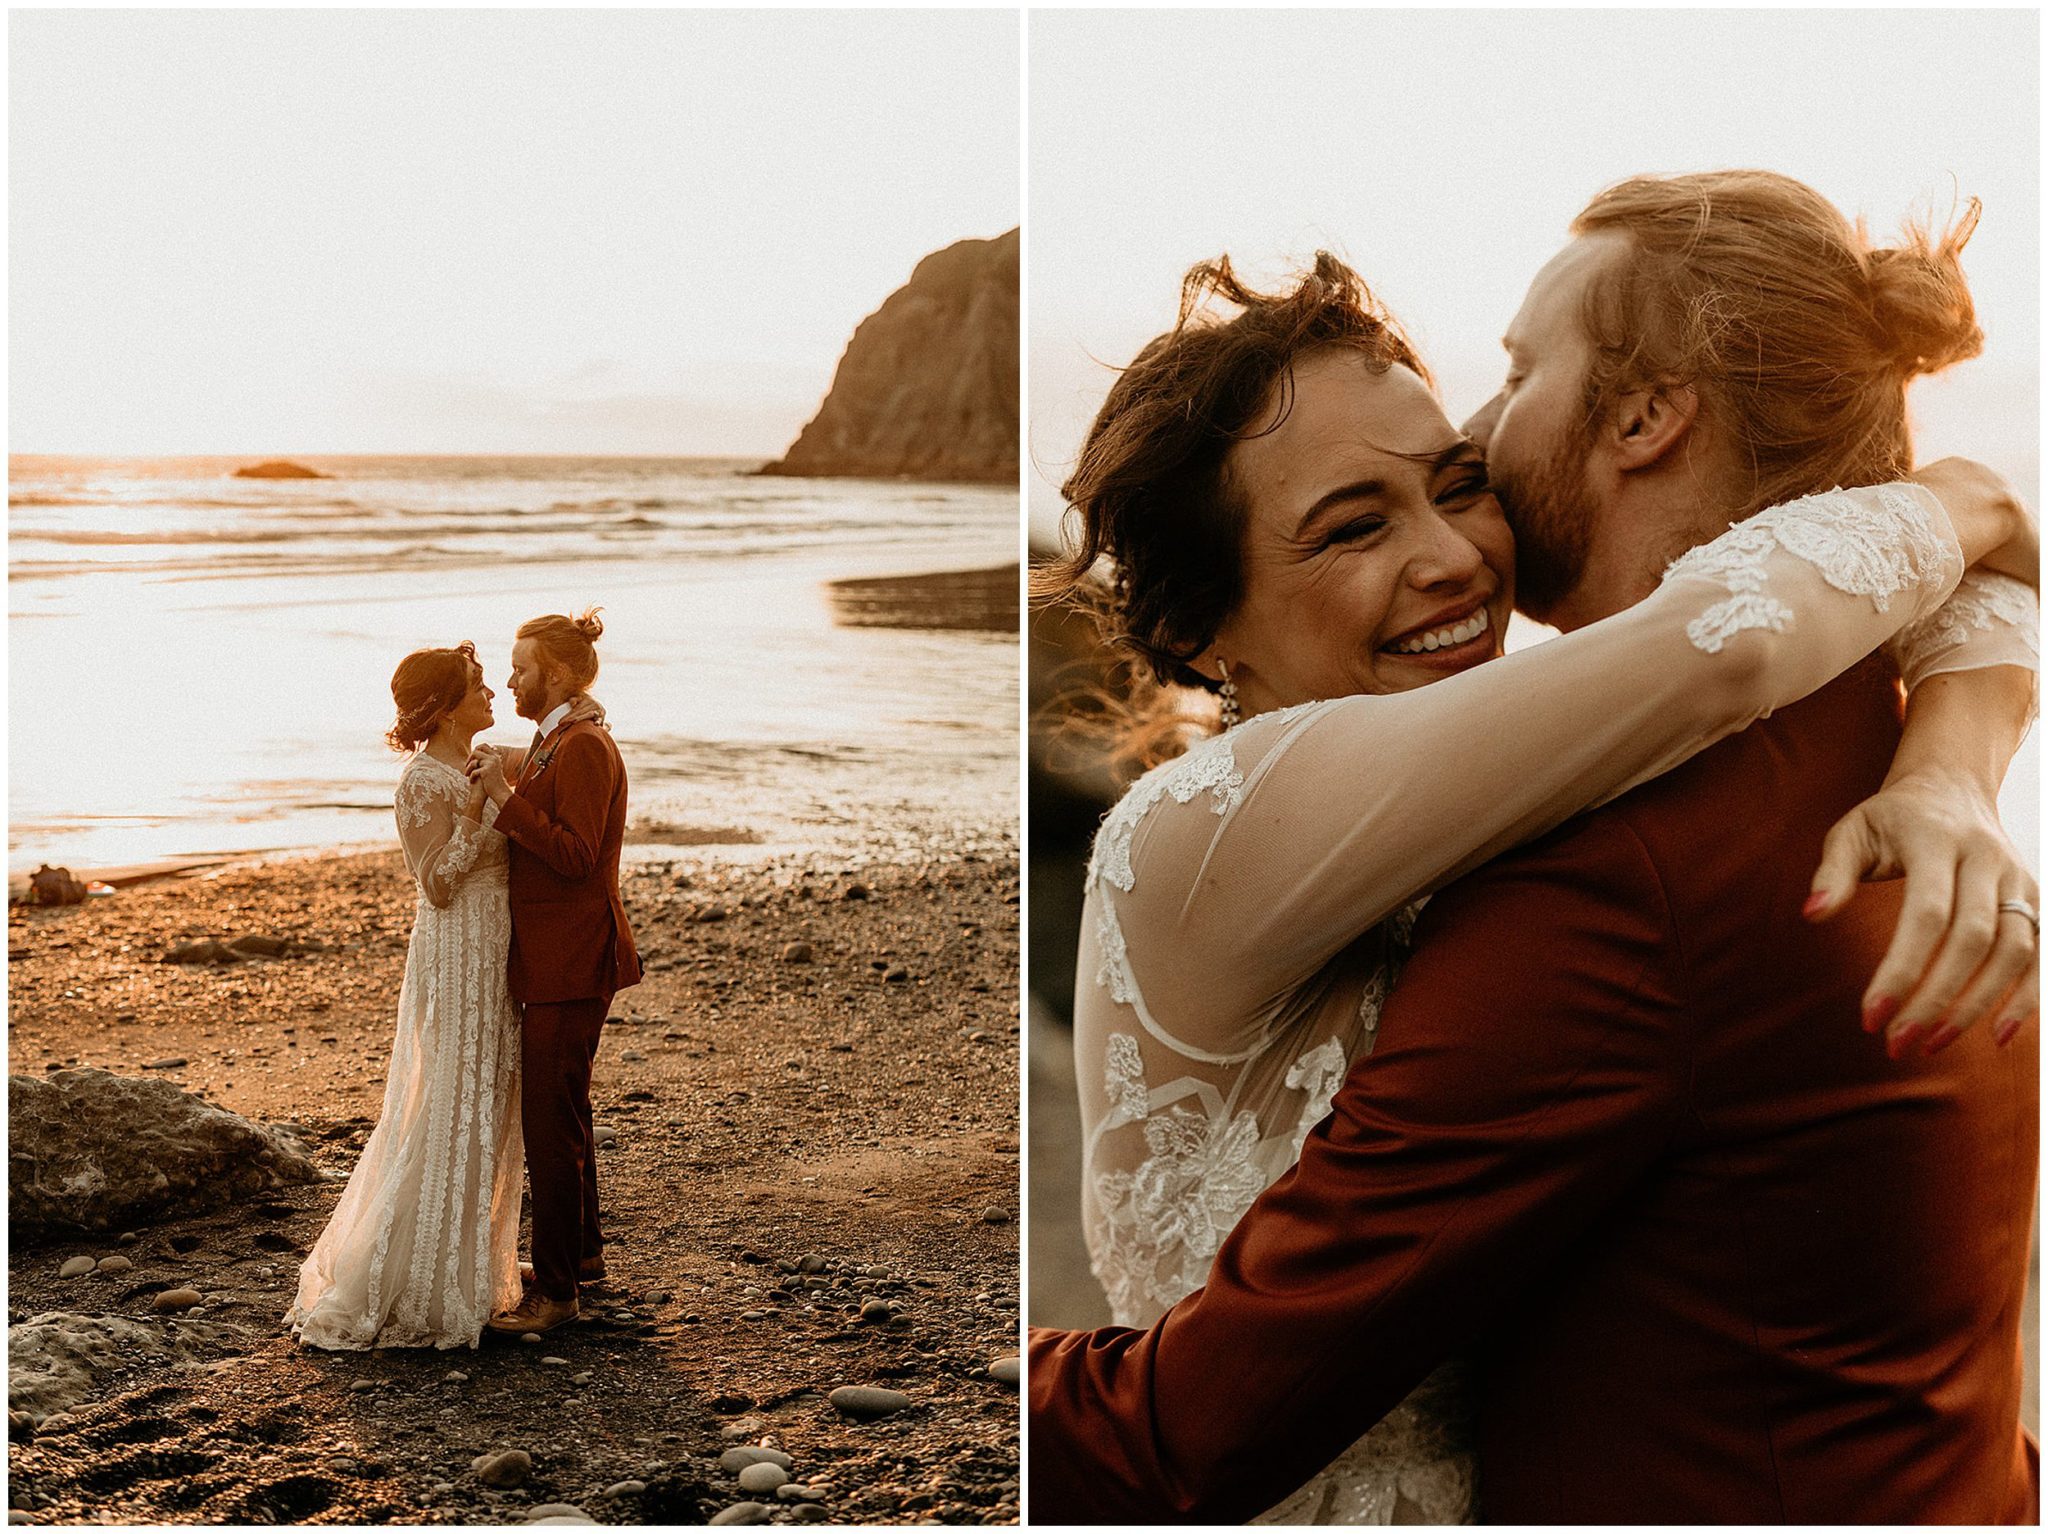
[
  {"left": 494, "top": 719, "right": 642, "bottom": 1005},
  {"left": 1029, "top": 658, "right": 2038, "bottom": 1524}
]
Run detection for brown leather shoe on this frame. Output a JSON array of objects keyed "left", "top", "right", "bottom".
[
  {"left": 486, "top": 1291, "right": 578, "bottom": 1335},
  {"left": 517, "top": 1256, "right": 607, "bottom": 1285}
]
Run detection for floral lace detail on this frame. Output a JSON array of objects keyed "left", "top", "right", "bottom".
[
  {"left": 1102, "top": 1032, "right": 1149, "bottom": 1130},
  {"left": 1087, "top": 735, "right": 1246, "bottom": 896},
  {"left": 288, "top": 759, "right": 523, "bottom": 1350},
  {"left": 1665, "top": 484, "right": 1957, "bottom": 654},
  {"left": 1284, "top": 1037, "right": 1350, "bottom": 1151},
  {"left": 1886, "top": 569, "right": 2040, "bottom": 691}
]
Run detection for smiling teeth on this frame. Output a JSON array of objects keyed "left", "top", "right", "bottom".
[{"left": 1392, "top": 609, "right": 1489, "bottom": 654}]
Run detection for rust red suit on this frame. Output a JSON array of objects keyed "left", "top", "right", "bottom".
[
  {"left": 495, "top": 718, "right": 642, "bottom": 1300},
  {"left": 1029, "top": 659, "right": 2038, "bottom": 1524}
]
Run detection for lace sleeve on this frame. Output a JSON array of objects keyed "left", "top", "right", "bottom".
[
  {"left": 1090, "top": 481, "right": 1963, "bottom": 1052},
  {"left": 1884, "top": 569, "right": 2040, "bottom": 693},
  {"left": 395, "top": 762, "right": 486, "bottom": 909}
]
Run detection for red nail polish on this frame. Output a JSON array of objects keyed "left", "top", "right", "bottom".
[
  {"left": 1994, "top": 1018, "right": 2023, "bottom": 1046},
  {"left": 1886, "top": 1023, "right": 1925, "bottom": 1061},
  {"left": 1924, "top": 1022, "right": 1964, "bottom": 1055},
  {"left": 1803, "top": 891, "right": 1831, "bottom": 919},
  {"left": 1863, "top": 996, "right": 1900, "bottom": 1034}
]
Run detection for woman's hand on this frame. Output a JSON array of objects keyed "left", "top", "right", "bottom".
[
  {"left": 1910, "top": 457, "right": 2038, "bottom": 584},
  {"left": 465, "top": 746, "right": 513, "bottom": 808},
  {"left": 564, "top": 691, "right": 607, "bottom": 729},
  {"left": 1807, "top": 767, "right": 2038, "bottom": 1057}
]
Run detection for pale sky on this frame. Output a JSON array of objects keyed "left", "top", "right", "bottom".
[
  {"left": 11, "top": 8, "right": 1019, "bottom": 456},
  {"left": 1030, "top": 8, "right": 2040, "bottom": 537}
]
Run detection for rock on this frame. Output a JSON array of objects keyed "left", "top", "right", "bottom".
[
  {"left": 161, "top": 940, "right": 233, "bottom": 966},
  {"left": 141, "top": 1059, "right": 188, "bottom": 1072},
  {"left": 600, "top": 1480, "right": 645, "bottom": 1500},
  {"left": 152, "top": 1289, "right": 203, "bottom": 1314},
  {"left": 776, "top": 1483, "right": 823, "bottom": 1502},
  {"left": 709, "top": 1504, "right": 771, "bottom": 1527},
  {"left": 736, "top": 1462, "right": 788, "bottom": 1494},
  {"left": 348, "top": 1378, "right": 378, "bottom": 1393},
  {"left": 56, "top": 1257, "right": 94, "bottom": 1279},
  {"left": 719, "top": 1417, "right": 768, "bottom": 1442},
  {"left": 883, "top": 966, "right": 910, "bottom": 983},
  {"left": 760, "top": 229, "right": 1019, "bottom": 484},
  {"left": 594, "top": 1124, "right": 618, "bottom": 1148},
  {"left": 231, "top": 460, "right": 329, "bottom": 480},
  {"left": 572, "top": 1371, "right": 594, "bottom": 1386},
  {"left": 541, "top": 1355, "right": 569, "bottom": 1367},
  {"left": 93, "top": 1255, "right": 131, "bottom": 1275},
  {"left": 981, "top": 1206, "right": 1011, "bottom": 1224},
  {"left": 10, "top": 1069, "right": 318, "bottom": 1239},
  {"left": 619, "top": 1049, "right": 646, "bottom": 1063},
  {"left": 827, "top": 1385, "right": 911, "bottom": 1420},
  {"left": 526, "top": 1505, "right": 591, "bottom": 1523},
  {"left": 858, "top": 1300, "right": 891, "bottom": 1325},
  {"left": 718, "top": 1447, "right": 793, "bottom": 1474},
  {"left": 797, "top": 1253, "right": 827, "bottom": 1274},
  {"left": 791, "top": 1505, "right": 830, "bottom": 1524},
  {"left": 8, "top": 1311, "right": 249, "bottom": 1424},
  {"left": 841, "top": 883, "right": 871, "bottom": 902},
  {"left": 444, "top": 1370, "right": 469, "bottom": 1384},
  {"left": 473, "top": 1449, "right": 532, "bottom": 1488},
  {"left": 780, "top": 942, "right": 813, "bottom": 964},
  {"left": 988, "top": 1355, "right": 1020, "bottom": 1387}
]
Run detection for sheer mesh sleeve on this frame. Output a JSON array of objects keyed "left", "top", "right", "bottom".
[
  {"left": 1090, "top": 481, "right": 1965, "bottom": 1056},
  {"left": 395, "top": 760, "right": 487, "bottom": 909},
  {"left": 1885, "top": 569, "right": 2039, "bottom": 694}
]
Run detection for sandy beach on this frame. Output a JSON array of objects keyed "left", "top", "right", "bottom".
[{"left": 7, "top": 832, "right": 1020, "bottom": 1524}]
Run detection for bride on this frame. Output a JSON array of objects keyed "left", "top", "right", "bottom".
[
  {"left": 1035, "top": 251, "right": 2037, "bottom": 1520},
  {"left": 289, "top": 642, "right": 594, "bottom": 1350}
]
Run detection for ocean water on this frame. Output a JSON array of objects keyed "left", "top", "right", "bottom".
[{"left": 9, "top": 456, "right": 1019, "bottom": 871}]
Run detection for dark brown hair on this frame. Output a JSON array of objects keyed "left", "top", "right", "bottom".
[
  {"left": 517, "top": 607, "right": 604, "bottom": 691},
  {"left": 388, "top": 640, "right": 478, "bottom": 753},
  {"left": 1571, "top": 170, "right": 1983, "bottom": 517},
  {"left": 1032, "top": 251, "right": 1426, "bottom": 768}
]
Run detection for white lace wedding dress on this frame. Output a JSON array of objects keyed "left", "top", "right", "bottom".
[
  {"left": 1072, "top": 483, "right": 2037, "bottom": 1524},
  {"left": 289, "top": 752, "right": 525, "bottom": 1350}
]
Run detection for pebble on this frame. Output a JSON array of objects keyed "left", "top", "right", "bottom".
[
  {"left": 709, "top": 1505, "right": 771, "bottom": 1527},
  {"left": 791, "top": 1505, "right": 830, "bottom": 1523},
  {"left": 736, "top": 1463, "right": 789, "bottom": 1494},
  {"left": 152, "top": 1288, "right": 203, "bottom": 1313},
  {"left": 472, "top": 1449, "right": 532, "bottom": 1488},
  {"left": 526, "top": 1504, "right": 591, "bottom": 1523},
  {"left": 841, "top": 883, "right": 870, "bottom": 901},
  {"left": 117, "top": 1232, "right": 138, "bottom": 1246},
  {"left": 349, "top": 1379, "right": 379, "bottom": 1394},
  {"left": 57, "top": 1257, "right": 94, "bottom": 1279},
  {"left": 572, "top": 1371, "right": 594, "bottom": 1386},
  {"left": 718, "top": 1447, "right": 793, "bottom": 1474},
  {"left": 94, "top": 1254, "right": 133, "bottom": 1275},
  {"left": 989, "top": 1356, "right": 1021, "bottom": 1387},
  {"left": 444, "top": 1370, "right": 469, "bottom": 1384},
  {"left": 719, "top": 1418, "right": 769, "bottom": 1442},
  {"left": 883, "top": 965, "right": 909, "bottom": 983},
  {"left": 739, "top": 1309, "right": 766, "bottom": 1322},
  {"left": 600, "top": 1480, "right": 646, "bottom": 1499},
  {"left": 827, "top": 1385, "right": 911, "bottom": 1420},
  {"left": 142, "top": 1058, "right": 188, "bottom": 1071},
  {"left": 776, "top": 1483, "right": 824, "bottom": 1503},
  {"left": 858, "top": 1299, "right": 892, "bottom": 1325},
  {"left": 619, "top": 1048, "right": 646, "bottom": 1062},
  {"left": 521, "top": 1332, "right": 543, "bottom": 1344},
  {"left": 8, "top": 1513, "right": 30, "bottom": 1526},
  {"left": 780, "top": 942, "right": 813, "bottom": 964},
  {"left": 797, "top": 1253, "right": 827, "bottom": 1274},
  {"left": 981, "top": 1206, "right": 1011, "bottom": 1225},
  {"left": 594, "top": 1125, "right": 618, "bottom": 1148}
]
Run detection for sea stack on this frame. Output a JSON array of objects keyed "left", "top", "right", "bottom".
[
  {"left": 762, "top": 228, "right": 1018, "bottom": 484},
  {"left": 231, "top": 460, "right": 328, "bottom": 480}
]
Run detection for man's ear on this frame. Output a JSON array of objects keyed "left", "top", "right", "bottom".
[{"left": 1608, "top": 382, "right": 1700, "bottom": 470}]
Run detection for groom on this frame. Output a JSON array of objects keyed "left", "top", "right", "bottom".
[
  {"left": 473, "top": 609, "right": 641, "bottom": 1335},
  {"left": 1030, "top": 172, "right": 2039, "bottom": 1522}
]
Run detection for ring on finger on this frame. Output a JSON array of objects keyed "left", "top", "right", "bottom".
[{"left": 1997, "top": 898, "right": 2040, "bottom": 938}]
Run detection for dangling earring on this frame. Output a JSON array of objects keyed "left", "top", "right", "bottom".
[{"left": 1218, "top": 660, "right": 1241, "bottom": 731}]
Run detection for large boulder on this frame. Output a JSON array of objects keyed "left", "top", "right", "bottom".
[
  {"left": 9, "top": 1070, "right": 319, "bottom": 1240},
  {"left": 761, "top": 229, "right": 1018, "bottom": 484},
  {"left": 9, "top": 1312, "right": 252, "bottom": 1425}
]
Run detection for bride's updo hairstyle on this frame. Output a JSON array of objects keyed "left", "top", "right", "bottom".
[
  {"left": 516, "top": 608, "right": 604, "bottom": 690},
  {"left": 1033, "top": 251, "right": 1426, "bottom": 769},
  {"left": 388, "top": 641, "right": 479, "bottom": 753},
  {"left": 1570, "top": 171, "right": 1983, "bottom": 518}
]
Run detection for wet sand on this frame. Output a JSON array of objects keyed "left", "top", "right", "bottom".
[
  {"left": 8, "top": 841, "right": 1020, "bottom": 1524},
  {"left": 825, "top": 565, "right": 1017, "bottom": 633}
]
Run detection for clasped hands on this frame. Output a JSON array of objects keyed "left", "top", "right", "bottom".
[{"left": 465, "top": 746, "right": 511, "bottom": 807}]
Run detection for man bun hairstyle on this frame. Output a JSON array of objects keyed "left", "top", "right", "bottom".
[
  {"left": 1569, "top": 170, "right": 1983, "bottom": 518},
  {"left": 388, "top": 640, "right": 478, "bottom": 753},
  {"left": 517, "top": 607, "right": 604, "bottom": 691}
]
